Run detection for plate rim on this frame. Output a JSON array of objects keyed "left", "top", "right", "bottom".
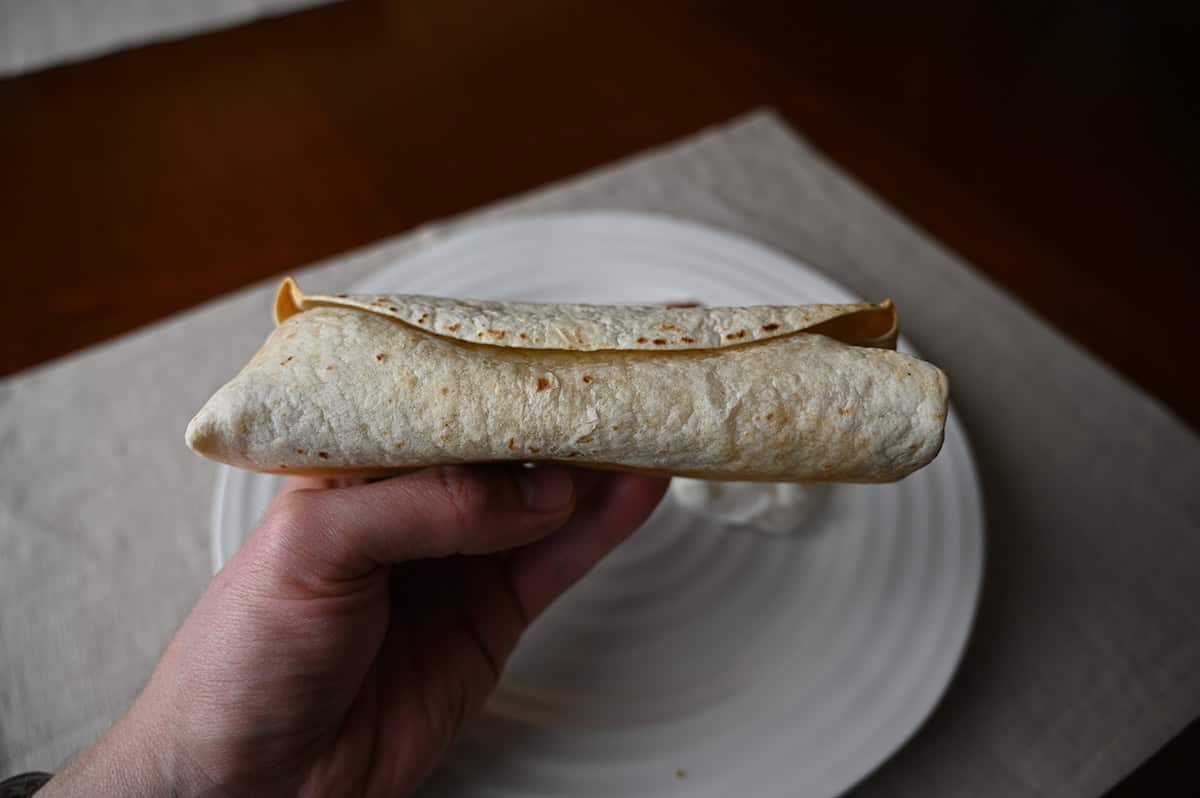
[{"left": 210, "top": 210, "right": 986, "bottom": 797}]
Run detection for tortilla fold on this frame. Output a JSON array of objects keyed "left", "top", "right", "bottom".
[{"left": 186, "top": 278, "right": 948, "bottom": 482}]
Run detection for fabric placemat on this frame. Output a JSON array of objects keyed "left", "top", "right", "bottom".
[
  {"left": 2, "top": 110, "right": 1198, "bottom": 796},
  {"left": 0, "top": 0, "right": 338, "bottom": 77}
]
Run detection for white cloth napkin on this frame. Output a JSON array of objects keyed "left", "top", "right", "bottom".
[
  {"left": 2, "top": 110, "right": 1198, "bottom": 796},
  {"left": 0, "top": 0, "right": 339, "bottom": 77}
]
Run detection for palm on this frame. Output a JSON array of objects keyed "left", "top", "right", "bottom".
[{"left": 296, "top": 555, "right": 524, "bottom": 797}]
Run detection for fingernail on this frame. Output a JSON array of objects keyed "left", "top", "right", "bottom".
[{"left": 517, "top": 466, "right": 574, "bottom": 513}]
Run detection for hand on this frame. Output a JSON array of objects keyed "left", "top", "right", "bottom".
[{"left": 42, "top": 465, "right": 668, "bottom": 797}]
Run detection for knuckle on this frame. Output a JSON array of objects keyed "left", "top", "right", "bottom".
[
  {"left": 434, "top": 466, "right": 491, "bottom": 529},
  {"left": 268, "top": 490, "right": 319, "bottom": 533},
  {"left": 260, "top": 490, "right": 332, "bottom": 559}
]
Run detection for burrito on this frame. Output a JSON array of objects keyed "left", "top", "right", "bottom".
[{"left": 185, "top": 278, "right": 948, "bottom": 482}]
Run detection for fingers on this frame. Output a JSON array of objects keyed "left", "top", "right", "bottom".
[
  {"left": 505, "top": 473, "right": 669, "bottom": 622},
  {"left": 250, "top": 465, "right": 577, "bottom": 583}
]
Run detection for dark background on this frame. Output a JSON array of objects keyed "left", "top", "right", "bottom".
[{"left": 1, "top": 0, "right": 1196, "bottom": 791}]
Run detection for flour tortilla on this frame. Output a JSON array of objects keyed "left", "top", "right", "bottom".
[{"left": 186, "top": 278, "right": 948, "bottom": 482}]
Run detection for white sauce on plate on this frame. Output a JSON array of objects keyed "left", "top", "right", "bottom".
[{"left": 669, "top": 478, "right": 831, "bottom": 535}]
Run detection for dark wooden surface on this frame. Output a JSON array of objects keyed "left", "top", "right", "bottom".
[{"left": 1, "top": 0, "right": 1196, "bottom": 792}]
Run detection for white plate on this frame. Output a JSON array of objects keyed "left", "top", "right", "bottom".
[{"left": 211, "top": 212, "right": 984, "bottom": 798}]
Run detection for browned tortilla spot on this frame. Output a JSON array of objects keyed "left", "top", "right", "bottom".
[
  {"left": 536, "top": 377, "right": 551, "bottom": 392},
  {"left": 762, "top": 323, "right": 781, "bottom": 331}
]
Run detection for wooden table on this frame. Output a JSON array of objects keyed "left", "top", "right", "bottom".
[{"left": 1, "top": 1, "right": 1195, "bottom": 792}]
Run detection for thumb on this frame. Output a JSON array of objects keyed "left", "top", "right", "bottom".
[{"left": 243, "top": 465, "right": 576, "bottom": 585}]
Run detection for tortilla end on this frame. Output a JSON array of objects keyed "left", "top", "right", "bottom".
[
  {"left": 874, "top": 299, "right": 899, "bottom": 350},
  {"left": 274, "top": 277, "right": 305, "bottom": 325},
  {"left": 184, "top": 412, "right": 215, "bottom": 456},
  {"left": 184, "top": 404, "right": 238, "bottom": 462}
]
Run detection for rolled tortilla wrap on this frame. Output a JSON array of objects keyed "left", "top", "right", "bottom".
[{"left": 186, "top": 278, "right": 948, "bottom": 482}]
